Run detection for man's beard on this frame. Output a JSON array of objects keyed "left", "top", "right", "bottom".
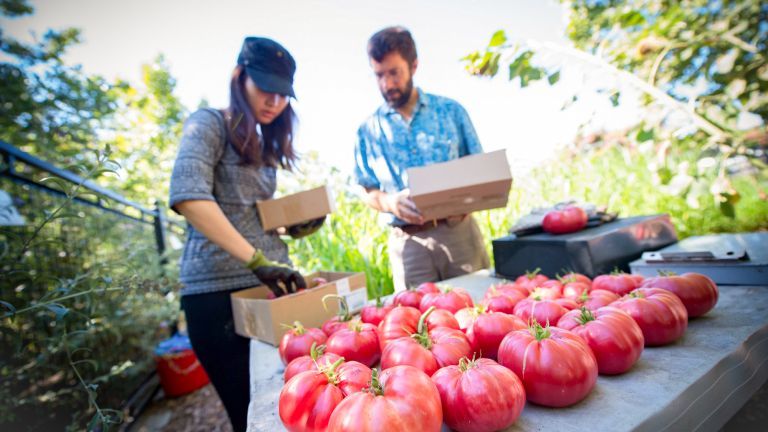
[{"left": 383, "top": 77, "right": 414, "bottom": 109}]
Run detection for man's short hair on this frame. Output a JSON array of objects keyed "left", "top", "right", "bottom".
[{"left": 367, "top": 26, "right": 418, "bottom": 64}]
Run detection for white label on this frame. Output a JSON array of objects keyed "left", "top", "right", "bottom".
[
  {"left": 343, "top": 289, "right": 368, "bottom": 313},
  {"left": 336, "top": 278, "right": 350, "bottom": 295}
]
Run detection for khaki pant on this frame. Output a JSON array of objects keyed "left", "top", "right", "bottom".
[{"left": 388, "top": 216, "right": 490, "bottom": 292}]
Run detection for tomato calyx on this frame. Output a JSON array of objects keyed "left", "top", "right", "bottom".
[
  {"left": 318, "top": 357, "right": 346, "bottom": 385},
  {"left": 365, "top": 368, "right": 385, "bottom": 396},
  {"left": 322, "top": 294, "right": 353, "bottom": 322},
  {"left": 578, "top": 289, "right": 589, "bottom": 303},
  {"left": 575, "top": 307, "right": 596, "bottom": 325},
  {"left": 657, "top": 270, "right": 678, "bottom": 277},
  {"left": 411, "top": 306, "right": 436, "bottom": 349},
  {"left": 457, "top": 356, "right": 479, "bottom": 373},
  {"left": 349, "top": 320, "right": 365, "bottom": 333},
  {"left": 528, "top": 320, "right": 552, "bottom": 341},
  {"left": 524, "top": 268, "right": 542, "bottom": 280},
  {"left": 628, "top": 291, "right": 645, "bottom": 299},
  {"left": 373, "top": 284, "right": 385, "bottom": 308},
  {"left": 281, "top": 320, "right": 306, "bottom": 335},
  {"left": 309, "top": 342, "right": 326, "bottom": 360}
]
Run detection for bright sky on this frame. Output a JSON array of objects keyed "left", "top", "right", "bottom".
[{"left": 4, "top": 0, "right": 640, "bottom": 176}]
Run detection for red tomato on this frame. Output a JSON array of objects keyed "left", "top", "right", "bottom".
[
  {"left": 514, "top": 298, "right": 569, "bottom": 327},
  {"left": 378, "top": 306, "right": 460, "bottom": 351},
  {"left": 481, "top": 292, "right": 523, "bottom": 315},
  {"left": 575, "top": 289, "right": 620, "bottom": 311},
  {"left": 416, "top": 282, "right": 441, "bottom": 294},
  {"left": 420, "top": 286, "right": 474, "bottom": 314},
  {"left": 278, "top": 359, "right": 372, "bottom": 432},
  {"left": 432, "top": 358, "right": 525, "bottom": 432},
  {"left": 498, "top": 322, "right": 598, "bottom": 407},
  {"left": 360, "top": 303, "right": 393, "bottom": 326},
  {"left": 592, "top": 273, "right": 642, "bottom": 296},
  {"left": 557, "top": 307, "right": 644, "bottom": 375},
  {"left": 454, "top": 307, "right": 476, "bottom": 331},
  {"left": 327, "top": 365, "right": 443, "bottom": 432},
  {"left": 466, "top": 310, "right": 527, "bottom": 360},
  {"left": 392, "top": 289, "right": 424, "bottom": 308},
  {"left": 612, "top": 288, "right": 688, "bottom": 346},
  {"left": 640, "top": 272, "right": 719, "bottom": 317},
  {"left": 322, "top": 316, "right": 357, "bottom": 337},
  {"left": 542, "top": 206, "right": 588, "bottom": 234},
  {"left": 528, "top": 285, "right": 563, "bottom": 300},
  {"left": 326, "top": 321, "right": 381, "bottom": 367},
  {"left": 560, "top": 272, "right": 592, "bottom": 287},
  {"left": 284, "top": 343, "right": 342, "bottom": 383},
  {"left": 321, "top": 294, "right": 356, "bottom": 336},
  {"left": 562, "top": 281, "right": 591, "bottom": 300},
  {"left": 515, "top": 269, "right": 549, "bottom": 292},
  {"left": 553, "top": 297, "right": 580, "bottom": 310},
  {"left": 279, "top": 321, "right": 327, "bottom": 365},
  {"left": 381, "top": 327, "right": 471, "bottom": 376},
  {"left": 427, "top": 308, "right": 461, "bottom": 330}
]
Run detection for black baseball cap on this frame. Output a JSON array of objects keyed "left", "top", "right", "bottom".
[{"left": 237, "top": 37, "right": 296, "bottom": 98}]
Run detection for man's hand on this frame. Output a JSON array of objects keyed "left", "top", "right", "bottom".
[
  {"left": 252, "top": 266, "right": 307, "bottom": 298},
  {"left": 385, "top": 189, "right": 424, "bottom": 225},
  {"left": 286, "top": 216, "right": 326, "bottom": 239}
]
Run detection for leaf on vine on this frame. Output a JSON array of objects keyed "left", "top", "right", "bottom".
[
  {"left": 488, "top": 30, "right": 507, "bottom": 48},
  {"left": 45, "top": 303, "right": 69, "bottom": 320},
  {"left": 0, "top": 300, "right": 16, "bottom": 315},
  {"left": 548, "top": 70, "right": 560, "bottom": 85}
]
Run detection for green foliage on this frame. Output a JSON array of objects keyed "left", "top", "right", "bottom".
[
  {"left": 100, "top": 56, "right": 187, "bottom": 204},
  {"left": 1, "top": 1, "right": 186, "bottom": 206},
  {"left": 0, "top": 150, "right": 180, "bottom": 430},
  {"left": 463, "top": 0, "right": 768, "bottom": 218},
  {"left": 1, "top": 2, "right": 182, "bottom": 429},
  {"left": 278, "top": 153, "right": 394, "bottom": 298}
]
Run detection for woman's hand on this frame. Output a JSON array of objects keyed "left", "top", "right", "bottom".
[
  {"left": 286, "top": 216, "right": 326, "bottom": 239},
  {"left": 252, "top": 266, "right": 306, "bottom": 297}
]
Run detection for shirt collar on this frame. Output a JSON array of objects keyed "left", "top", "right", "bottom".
[{"left": 381, "top": 87, "right": 427, "bottom": 116}]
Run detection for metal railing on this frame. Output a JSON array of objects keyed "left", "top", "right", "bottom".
[{"left": 0, "top": 140, "right": 185, "bottom": 261}]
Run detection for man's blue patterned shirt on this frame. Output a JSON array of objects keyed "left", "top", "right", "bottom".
[{"left": 354, "top": 88, "right": 483, "bottom": 225}]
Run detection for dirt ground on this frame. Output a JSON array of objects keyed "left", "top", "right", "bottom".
[{"left": 126, "top": 384, "right": 231, "bottom": 432}]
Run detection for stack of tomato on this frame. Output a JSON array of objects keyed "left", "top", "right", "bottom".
[{"left": 276, "top": 270, "right": 718, "bottom": 431}]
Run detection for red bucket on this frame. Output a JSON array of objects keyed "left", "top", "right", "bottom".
[{"left": 154, "top": 335, "right": 210, "bottom": 397}]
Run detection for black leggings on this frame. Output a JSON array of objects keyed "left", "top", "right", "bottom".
[{"left": 181, "top": 289, "right": 250, "bottom": 432}]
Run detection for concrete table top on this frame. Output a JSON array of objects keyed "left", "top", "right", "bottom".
[{"left": 246, "top": 270, "right": 768, "bottom": 432}]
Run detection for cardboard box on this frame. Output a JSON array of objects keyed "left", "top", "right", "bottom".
[
  {"left": 230, "top": 271, "right": 367, "bottom": 345},
  {"left": 256, "top": 185, "right": 335, "bottom": 231},
  {"left": 407, "top": 150, "right": 513, "bottom": 220}
]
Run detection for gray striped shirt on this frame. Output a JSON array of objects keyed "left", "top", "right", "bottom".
[{"left": 169, "top": 108, "right": 290, "bottom": 296}]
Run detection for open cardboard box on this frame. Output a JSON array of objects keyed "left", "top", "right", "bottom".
[
  {"left": 256, "top": 185, "right": 335, "bottom": 231},
  {"left": 407, "top": 150, "right": 513, "bottom": 220},
  {"left": 230, "top": 271, "right": 366, "bottom": 345}
]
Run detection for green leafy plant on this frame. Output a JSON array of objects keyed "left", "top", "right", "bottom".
[{"left": 462, "top": 0, "right": 768, "bottom": 218}]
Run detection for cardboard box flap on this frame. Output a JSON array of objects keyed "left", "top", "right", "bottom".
[
  {"left": 408, "top": 150, "right": 512, "bottom": 196},
  {"left": 257, "top": 185, "right": 335, "bottom": 231}
]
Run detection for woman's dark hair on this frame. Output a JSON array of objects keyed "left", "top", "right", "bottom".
[
  {"left": 224, "top": 66, "right": 297, "bottom": 169},
  {"left": 367, "top": 26, "right": 418, "bottom": 64}
]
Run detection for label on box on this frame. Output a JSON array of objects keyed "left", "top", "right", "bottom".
[
  {"left": 336, "top": 278, "right": 350, "bottom": 295},
  {"left": 342, "top": 288, "right": 368, "bottom": 313}
]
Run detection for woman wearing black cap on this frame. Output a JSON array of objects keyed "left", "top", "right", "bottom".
[{"left": 168, "top": 37, "right": 322, "bottom": 431}]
